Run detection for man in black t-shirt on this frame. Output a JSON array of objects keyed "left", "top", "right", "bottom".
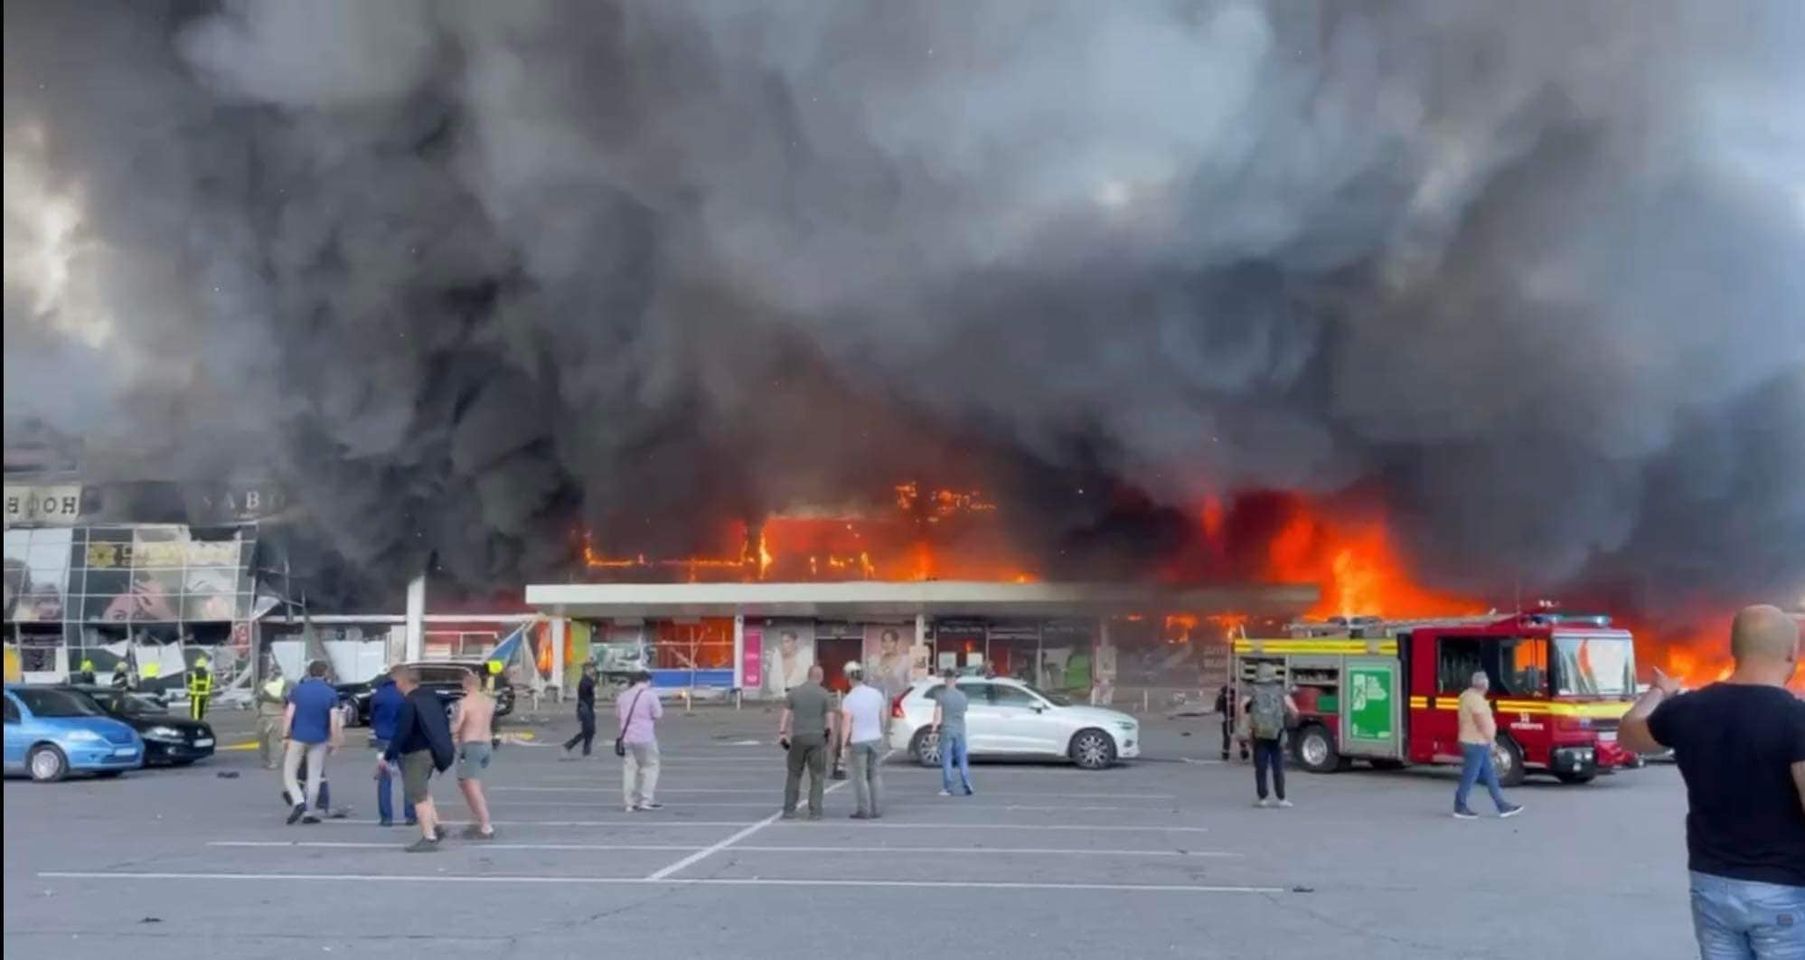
[
  {"left": 563, "top": 663, "right": 599, "bottom": 758},
  {"left": 1621, "top": 604, "right": 1804, "bottom": 958}
]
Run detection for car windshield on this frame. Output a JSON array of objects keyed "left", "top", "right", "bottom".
[
  {"left": 16, "top": 688, "right": 107, "bottom": 718},
  {"left": 115, "top": 693, "right": 169, "bottom": 717},
  {"left": 1553, "top": 635, "right": 1637, "bottom": 697}
]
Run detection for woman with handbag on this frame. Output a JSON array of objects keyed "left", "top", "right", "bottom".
[{"left": 616, "top": 670, "right": 664, "bottom": 812}]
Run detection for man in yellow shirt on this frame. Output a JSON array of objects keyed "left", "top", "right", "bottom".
[{"left": 1454, "top": 671, "right": 1523, "bottom": 820}]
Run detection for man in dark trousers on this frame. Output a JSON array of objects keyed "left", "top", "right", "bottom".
[
  {"left": 1620, "top": 604, "right": 1804, "bottom": 957},
  {"left": 377, "top": 665, "right": 456, "bottom": 852},
  {"left": 778, "top": 664, "right": 834, "bottom": 820},
  {"left": 563, "top": 662, "right": 599, "bottom": 759},
  {"left": 1214, "top": 684, "right": 1248, "bottom": 762}
]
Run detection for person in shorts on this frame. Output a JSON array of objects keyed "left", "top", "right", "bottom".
[
  {"left": 453, "top": 668, "right": 497, "bottom": 839},
  {"left": 377, "top": 665, "right": 455, "bottom": 852}
]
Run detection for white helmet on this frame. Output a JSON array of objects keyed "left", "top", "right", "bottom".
[{"left": 844, "top": 661, "right": 864, "bottom": 677}]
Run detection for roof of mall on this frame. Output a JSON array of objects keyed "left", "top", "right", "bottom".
[{"left": 523, "top": 581, "right": 1318, "bottom": 620}]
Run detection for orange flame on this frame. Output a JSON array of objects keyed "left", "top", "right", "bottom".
[
  {"left": 579, "top": 484, "right": 1037, "bottom": 584},
  {"left": 1263, "top": 500, "right": 1487, "bottom": 620}
]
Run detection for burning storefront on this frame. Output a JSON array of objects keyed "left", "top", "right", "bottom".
[{"left": 525, "top": 580, "right": 1316, "bottom": 701}]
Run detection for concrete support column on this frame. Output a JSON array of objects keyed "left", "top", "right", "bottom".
[
  {"left": 732, "top": 614, "right": 746, "bottom": 690},
  {"left": 549, "top": 616, "right": 566, "bottom": 699},
  {"left": 404, "top": 574, "right": 426, "bottom": 662}
]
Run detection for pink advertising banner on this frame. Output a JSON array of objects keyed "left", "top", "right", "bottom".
[{"left": 741, "top": 626, "right": 763, "bottom": 690}]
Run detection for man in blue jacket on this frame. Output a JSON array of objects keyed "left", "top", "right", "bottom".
[{"left": 369, "top": 674, "right": 416, "bottom": 827}]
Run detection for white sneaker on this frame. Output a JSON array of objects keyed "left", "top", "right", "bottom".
[
  {"left": 939, "top": 789, "right": 954, "bottom": 797},
  {"left": 1256, "top": 797, "right": 1274, "bottom": 808},
  {"left": 1277, "top": 799, "right": 1294, "bottom": 809}
]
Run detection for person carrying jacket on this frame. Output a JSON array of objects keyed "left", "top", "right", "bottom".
[
  {"left": 368, "top": 674, "right": 417, "bottom": 827},
  {"left": 378, "top": 665, "right": 456, "bottom": 852}
]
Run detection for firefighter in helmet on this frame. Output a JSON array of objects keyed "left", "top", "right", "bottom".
[
  {"left": 74, "top": 658, "right": 97, "bottom": 686},
  {"left": 187, "top": 655, "right": 214, "bottom": 721}
]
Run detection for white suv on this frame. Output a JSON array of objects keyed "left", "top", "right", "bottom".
[{"left": 888, "top": 677, "right": 1140, "bottom": 770}]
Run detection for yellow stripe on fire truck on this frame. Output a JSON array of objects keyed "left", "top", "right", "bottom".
[{"left": 1233, "top": 638, "right": 1400, "bottom": 655}]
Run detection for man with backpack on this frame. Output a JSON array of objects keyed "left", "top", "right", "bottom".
[
  {"left": 376, "top": 665, "right": 456, "bottom": 852},
  {"left": 1244, "top": 663, "right": 1299, "bottom": 808}
]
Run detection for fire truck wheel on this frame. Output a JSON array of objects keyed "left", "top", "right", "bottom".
[
  {"left": 910, "top": 728, "right": 941, "bottom": 767},
  {"left": 1294, "top": 724, "right": 1344, "bottom": 774},
  {"left": 1492, "top": 736, "right": 1526, "bottom": 787}
]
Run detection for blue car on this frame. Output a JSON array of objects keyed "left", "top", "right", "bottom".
[{"left": 3, "top": 685, "right": 145, "bottom": 782}]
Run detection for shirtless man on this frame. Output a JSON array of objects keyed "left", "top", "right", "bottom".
[{"left": 452, "top": 669, "right": 497, "bottom": 840}]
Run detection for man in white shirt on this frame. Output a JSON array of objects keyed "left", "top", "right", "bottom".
[{"left": 839, "top": 662, "right": 886, "bottom": 820}]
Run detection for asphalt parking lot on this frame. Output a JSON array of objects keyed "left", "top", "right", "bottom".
[{"left": 5, "top": 707, "right": 1694, "bottom": 960}]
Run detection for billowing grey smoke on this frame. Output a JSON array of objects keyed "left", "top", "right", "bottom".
[{"left": 4, "top": 0, "right": 1802, "bottom": 609}]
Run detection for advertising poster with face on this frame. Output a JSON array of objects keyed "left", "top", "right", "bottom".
[
  {"left": 862, "top": 624, "right": 914, "bottom": 700},
  {"left": 761, "top": 621, "right": 815, "bottom": 696}
]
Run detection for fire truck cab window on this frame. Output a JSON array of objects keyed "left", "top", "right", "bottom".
[
  {"left": 1436, "top": 637, "right": 1484, "bottom": 695},
  {"left": 1495, "top": 637, "right": 1548, "bottom": 696}
]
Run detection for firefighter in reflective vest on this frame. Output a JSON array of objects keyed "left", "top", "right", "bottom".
[
  {"left": 187, "top": 656, "right": 213, "bottom": 721},
  {"left": 74, "top": 659, "right": 97, "bottom": 685},
  {"left": 256, "top": 666, "right": 291, "bottom": 770}
]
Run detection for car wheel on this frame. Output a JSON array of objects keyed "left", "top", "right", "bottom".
[
  {"left": 1493, "top": 735, "right": 1527, "bottom": 787},
  {"left": 910, "top": 728, "right": 941, "bottom": 767},
  {"left": 28, "top": 744, "right": 69, "bottom": 783},
  {"left": 1068, "top": 728, "right": 1117, "bottom": 770},
  {"left": 1294, "top": 724, "right": 1343, "bottom": 774}
]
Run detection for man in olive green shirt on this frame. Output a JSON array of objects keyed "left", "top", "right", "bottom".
[{"left": 779, "top": 665, "right": 835, "bottom": 820}]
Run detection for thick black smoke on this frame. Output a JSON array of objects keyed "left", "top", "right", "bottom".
[{"left": 4, "top": 0, "right": 1802, "bottom": 610}]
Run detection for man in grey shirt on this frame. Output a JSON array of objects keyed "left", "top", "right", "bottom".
[
  {"left": 779, "top": 665, "right": 835, "bottom": 820},
  {"left": 932, "top": 670, "right": 974, "bottom": 796}
]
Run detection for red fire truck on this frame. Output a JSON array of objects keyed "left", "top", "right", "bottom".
[{"left": 1231, "top": 612, "right": 1642, "bottom": 785}]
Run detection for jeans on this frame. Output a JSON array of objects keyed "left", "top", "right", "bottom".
[
  {"left": 784, "top": 738, "right": 827, "bottom": 815},
  {"left": 1691, "top": 871, "right": 1805, "bottom": 959},
  {"left": 1454, "top": 742, "right": 1509, "bottom": 812},
  {"left": 849, "top": 740, "right": 884, "bottom": 816},
  {"left": 623, "top": 741, "right": 660, "bottom": 808},
  {"left": 940, "top": 731, "right": 973, "bottom": 795},
  {"left": 373, "top": 740, "right": 415, "bottom": 824},
  {"left": 1253, "top": 737, "right": 1286, "bottom": 800}
]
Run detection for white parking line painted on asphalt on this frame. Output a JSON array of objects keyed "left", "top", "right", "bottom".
[
  {"left": 40, "top": 871, "right": 1284, "bottom": 894},
  {"left": 644, "top": 779, "right": 850, "bottom": 880},
  {"left": 208, "top": 840, "right": 1241, "bottom": 858},
  {"left": 761, "top": 821, "right": 1212, "bottom": 833},
  {"left": 211, "top": 841, "right": 698, "bottom": 852},
  {"left": 329, "top": 818, "right": 760, "bottom": 828},
  {"left": 496, "top": 786, "right": 1180, "bottom": 800}
]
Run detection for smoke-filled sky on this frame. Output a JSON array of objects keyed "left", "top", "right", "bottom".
[{"left": 4, "top": 0, "right": 1802, "bottom": 609}]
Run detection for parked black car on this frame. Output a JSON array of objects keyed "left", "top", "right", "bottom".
[
  {"left": 62, "top": 685, "right": 216, "bottom": 766},
  {"left": 335, "top": 660, "right": 514, "bottom": 727}
]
